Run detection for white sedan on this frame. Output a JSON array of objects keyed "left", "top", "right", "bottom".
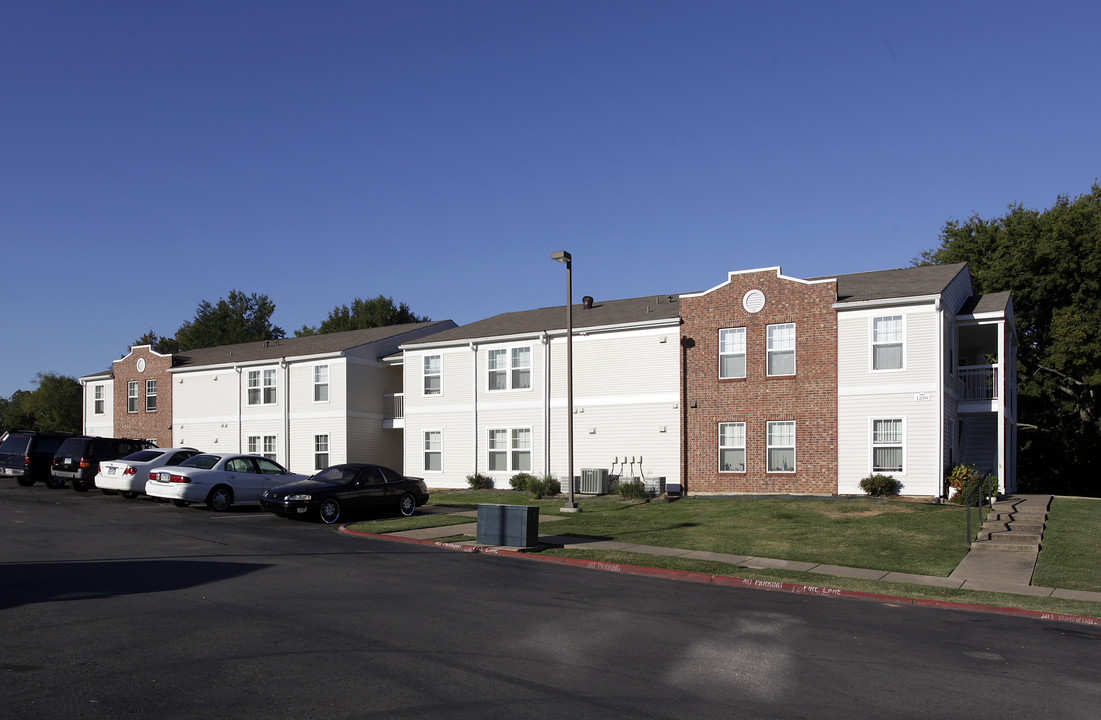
[
  {"left": 95, "top": 448, "right": 202, "bottom": 498},
  {"left": 145, "top": 453, "right": 307, "bottom": 511}
]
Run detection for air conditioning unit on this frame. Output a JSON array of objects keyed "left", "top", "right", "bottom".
[{"left": 580, "top": 468, "right": 610, "bottom": 494}]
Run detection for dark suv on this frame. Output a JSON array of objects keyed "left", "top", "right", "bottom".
[
  {"left": 0, "top": 431, "right": 73, "bottom": 487},
  {"left": 52, "top": 436, "right": 156, "bottom": 491}
]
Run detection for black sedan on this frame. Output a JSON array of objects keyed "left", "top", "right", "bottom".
[{"left": 260, "top": 464, "right": 429, "bottom": 524}]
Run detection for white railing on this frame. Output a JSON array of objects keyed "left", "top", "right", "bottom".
[
  {"left": 959, "top": 365, "right": 998, "bottom": 400},
  {"left": 383, "top": 393, "right": 404, "bottom": 420}
]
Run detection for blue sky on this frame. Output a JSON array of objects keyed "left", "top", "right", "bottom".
[{"left": 2, "top": 0, "right": 1099, "bottom": 399}]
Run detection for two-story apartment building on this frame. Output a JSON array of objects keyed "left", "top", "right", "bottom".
[
  {"left": 681, "top": 263, "right": 1016, "bottom": 496},
  {"left": 397, "top": 295, "right": 683, "bottom": 491}
]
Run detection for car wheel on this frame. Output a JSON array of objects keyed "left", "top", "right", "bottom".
[
  {"left": 207, "top": 486, "right": 233, "bottom": 512},
  {"left": 172, "top": 500, "right": 191, "bottom": 508},
  {"left": 318, "top": 498, "right": 341, "bottom": 524},
  {"left": 398, "top": 492, "right": 416, "bottom": 517},
  {"left": 45, "top": 476, "right": 66, "bottom": 489},
  {"left": 16, "top": 477, "right": 35, "bottom": 487},
  {"left": 121, "top": 491, "right": 139, "bottom": 499}
]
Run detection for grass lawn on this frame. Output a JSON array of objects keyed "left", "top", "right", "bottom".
[
  {"left": 370, "top": 490, "right": 983, "bottom": 576},
  {"left": 1033, "top": 497, "right": 1101, "bottom": 591}
]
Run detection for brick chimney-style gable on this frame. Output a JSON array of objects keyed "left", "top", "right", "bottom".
[{"left": 112, "top": 346, "right": 174, "bottom": 447}]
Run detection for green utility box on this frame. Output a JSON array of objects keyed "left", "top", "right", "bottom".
[{"left": 476, "top": 504, "right": 540, "bottom": 547}]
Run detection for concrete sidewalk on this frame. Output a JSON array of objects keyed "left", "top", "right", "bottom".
[{"left": 389, "top": 503, "right": 1101, "bottom": 604}]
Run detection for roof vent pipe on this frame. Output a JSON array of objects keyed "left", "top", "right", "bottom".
[{"left": 583, "top": 296, "right": 594, "bottom": 309}]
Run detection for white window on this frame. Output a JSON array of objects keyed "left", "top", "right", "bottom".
[
  {"left": 248, "top": 435, "right": 278, "bottom": 460},
  {"left": 872, "top": 315, "right": 904, "bottom": 370},
  {"left": 145, "top": 379, "right": 157, "bottom": 412},
  {"left": 314, "top": 365, "right": 329, "bottom": 402},
  {"left": 767, "top": 323, "right": 795, "bottom": 376},
  {"left": 248, "top": 369, "right": 277, "bottom": 405},
  {"left": 767, "top": 421, "right": 795, "bottom": 473},
  {"left": 488, "top": 347, "right": 531, "bottom": 391},
  {"left": 127, "top": 381, "right": 138, "bottom": 413},
  {"left": 719, "top": 422, "right": 746, "bottom": 472},
  {"left": 423, "top": 355, "right": 441, "bottom": 395},
  {"left": 314, "top": 434, "right": 329, "bottom": 470},
  {"left": 872, "top": 419, "right": 904, "bottom": 473},
  {"left": 488, "top": 428, "right": 531, "bottom": 472},
  {"left": 423, "top": 431, "right": 442, "bottom": 472},
  {"left": 93, "top": 385, "right": 105, "bottom": 415},
  {"left": 719, "top": 328, "right": 746, "bottom": 379}
]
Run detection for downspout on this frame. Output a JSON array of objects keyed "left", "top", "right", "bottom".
[
  {"left": 470, "top": 342, "right": 478, "bottom": 477},
  {"left": 542, "top": 331, "right": 550, "bottom": 475},
  {"left": 282, "top": 358, "right": 290, "bottom": 468},
  {"left": 997, "top": 321, "right": 1006, "bottom": 494},
  {"left": 235, "top": 365, "right": 243, "bottom": 453},
  {"left": 935, "top": 297, "right": 944, "bottom": 499},
  {"left": 79, "top": 379, "right": 87, "bottom": 435}
]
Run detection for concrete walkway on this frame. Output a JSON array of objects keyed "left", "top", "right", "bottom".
[{"left": 391, "top": 499, "right": 1101, "bottom": 604}]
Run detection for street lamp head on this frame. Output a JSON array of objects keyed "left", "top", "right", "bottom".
[{"left": 551, "top": 250, "right": 571, "bottom": 264}]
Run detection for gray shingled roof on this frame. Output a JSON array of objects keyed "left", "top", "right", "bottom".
[
  {"left": 403, "top": 294, "right": 681, "bottom": 345},
  {"left": 958, "top": 291, "right": 1012, "bottom": 316},
  {"left": 172, "top": 322, "right": 453, "bottom": 368},
  {"left": 811, "top": 262, "right": 970, "bottom": 303}
]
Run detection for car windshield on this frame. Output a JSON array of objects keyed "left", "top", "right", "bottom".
[
  {"left": 311, "top": 466, "right": 358, "bottom": 484},
  {"left": 179, "top": 454, "right": 221, "bottom": 470},
  {"left": 120, "top": 450, "right": 164, "bottom": 463}
]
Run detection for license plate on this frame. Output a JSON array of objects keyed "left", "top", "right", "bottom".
[
  {"left": 159, "top": 472, "right": 169, "bottom": 482},
  {"left": 108, "top": 467, "right": 116, "bottom": 475},
  {"left": 296, "top": 507, "right": 307, "bottom": 513}
]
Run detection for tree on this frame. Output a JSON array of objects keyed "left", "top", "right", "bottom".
[
  {"left": 174, "top": 290, "right": 285, "bottom": 351},
  {"left": 131, "top": 329, "right": 180, "bottom": 355},
  {"left": 917, "top": 182, "right": 1101, "bottom": 494},
  {"left": 295, "top": 295, "right": 429, "bottom": 337},
  {"left": 0, "top": 374, "right": 81, "bottom": 434}
]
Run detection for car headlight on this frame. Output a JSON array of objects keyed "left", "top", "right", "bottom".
[{"left": 286, "top": 494, "right": 312, "bottom": 501}]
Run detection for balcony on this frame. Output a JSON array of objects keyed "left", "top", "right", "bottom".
[
  {"left": 958, "top": 365, "right": 998, "bottom": 410},
  {"left": 383, "top": 393, "right": 404, "bottom": 429}
]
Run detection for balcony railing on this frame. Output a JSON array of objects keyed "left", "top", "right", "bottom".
[
  {"left": 959, "top": 365, "right": 998, "bottom": 401},
  {"left": 383, "top": 393, "right": 404, "bottom": 420}
]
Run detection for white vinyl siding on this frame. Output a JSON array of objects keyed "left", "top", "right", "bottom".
[
  {"left": 719, "top": 422, "right": 745, "bottom": 472},
  {"left": 719, "top": 328, "right": 746, "bottom": 379},
  {"left": 767, "top": 324, "right": 795, "bottom": 376}
]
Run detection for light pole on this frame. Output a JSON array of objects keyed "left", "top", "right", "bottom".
[{"left": 551, "top": 250, "right": 580, "bottom": 512}]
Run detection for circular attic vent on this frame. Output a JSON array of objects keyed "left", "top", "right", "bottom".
[{"left": 743, "top": 289, "right": 765, "bottom": 313}]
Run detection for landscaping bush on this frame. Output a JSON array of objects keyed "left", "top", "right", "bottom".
[
  {"left": 859, "top": 473, "right": 900, "bottom": 497},
  {"left": 466, "top": 473, "right": 493, "bottom": 490},
  {"left": 529, "top": 473, "right": 560, "bottom": 499},
  {"left": 618, "top": 478, "right": 648, "bottom": 500},
  {"left": 945, "top": 464, "right": 998, "bottom": 504},
  {"left": 509, "top": 473, "right": 537, "bottom": 491}
]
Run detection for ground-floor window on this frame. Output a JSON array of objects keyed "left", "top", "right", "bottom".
[
  {"left": 488, "top": 428, "right": 531, "bottom": 472},
  {"left": 248, "top": 435, "right": 278, "bottom": 461},
  {"left": 314, "top": 434, "right": 329, "bottom": 470},
  {"left": 718, "top": 422, "right": 746, "bottom": 472},
  {"left": 424, "top": 431, "right": 442, "bottom": 472},
  {"left": 872, "top": 418, "right": 904, "bottom": 473},
  {"left": 767, "top": 421, "right": 795, "bottom": 472}
]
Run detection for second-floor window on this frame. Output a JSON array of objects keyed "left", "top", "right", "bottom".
[
  {"left": 127, "top": 381, "right": 139, "bottom": 413},
  {"left": 872, "top": 315, "right": 904, "bottom": 370},
  {"left": 248, "top": 369, "right": 277, "bottom": 405},
  {"left": 424, "top": 355, "right": 441, "bottom": 395},
  {"left": 93, "top": 385, "right": 105, "bottom": 414},
  {"left": 767, "top": 323, "right": 795, "bottom": 376},
  {"left": 719, "top": 328, "right": 746, "bottom": 379},
  {"left": 146, "top": 379, "right": 157, "bottom": 412},
  {"left": 488, "top": 347, "right": 531, "bottom": 391},
  {"left": 314, "top": 365, "right": 329, "bottom": 402}
]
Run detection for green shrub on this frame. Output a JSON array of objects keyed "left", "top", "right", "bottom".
[
  {"left": 527, "top": 473, "right": 560, "bottom": 499},
  {"left": 859, "top": 473, "right": 901, "bottom": 497},
  {"left": 946, "top": 464, "right": 998, "bottom": 504},
  {"left": 510, "top": 473, "right": 537, "bottom": 491},
  {"left": 618, "top": 478, "right": 648, "bottom": 500},
  {"left": 466, "top": 473, "right": 493, "bottom": 490}
]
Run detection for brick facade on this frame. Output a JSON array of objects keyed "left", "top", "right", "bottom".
[
  {"left": 680, "top": 269, "right": 838, "bottom": 494},
  {"left": 112, "top": 346, "right": 174, "bottom": 447}
]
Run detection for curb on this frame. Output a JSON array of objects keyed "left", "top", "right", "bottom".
[{"left": 338, "top": 527, "right": 1101, "bottom": 628}]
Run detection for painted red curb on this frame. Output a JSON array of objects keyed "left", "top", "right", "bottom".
[{"left": 339, "top": 527, "right": 1101, "bottom": 627}]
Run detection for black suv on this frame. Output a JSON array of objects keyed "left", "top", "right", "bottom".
[
  {"left": 52, "top": 436, "right": 157, "bottom": 491},
  {"left": 0, "top": 431, "right": 73, "bottom": 487}
]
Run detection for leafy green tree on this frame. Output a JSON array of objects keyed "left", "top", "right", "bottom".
[
  {"left": 918, "top": 182, "right": 1101, "bottom": 494},
  {"left": 175, "top": 290, "right": 285, "bottom": 351},
  {"left": 295, "top": 295, "right": 429, "bottom": 337},
  {"left": 0, "top": 374, "right": 81, "bottom": 434},
  {"left": 131, "top": 329, "right": 180, "bottom": 355}
]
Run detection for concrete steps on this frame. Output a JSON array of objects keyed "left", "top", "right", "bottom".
[{"left": 970, "top": 495, "right": 1051, "bottom": 553}]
